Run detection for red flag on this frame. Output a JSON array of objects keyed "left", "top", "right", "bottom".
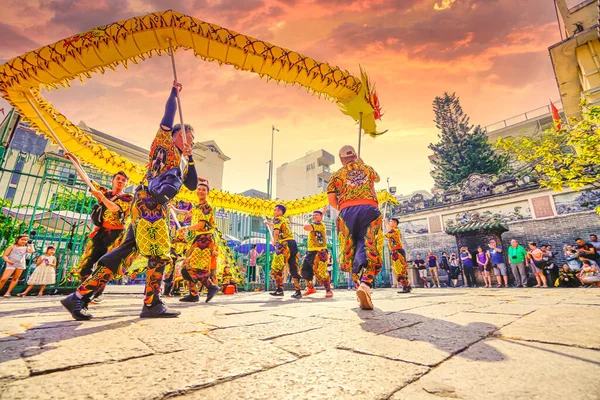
[{"left": 550, "top": 101, "right": 561, "bottom": 130}]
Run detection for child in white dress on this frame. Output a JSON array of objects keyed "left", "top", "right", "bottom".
[{"left": 18, "top": 246, "right": 57, "bottom": 297}]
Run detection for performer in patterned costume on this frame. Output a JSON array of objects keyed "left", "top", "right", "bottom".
[
  {"left": 266, "top": 204, "right": 302, "bottom": 298},
  {"left": 67, "top": 166, "right": 133, "bottom": 303},
  {"left": 164, "top": 226, "right": 189, "bottom": 297},
  {"left": 327, "top": 145, "right": 383, "bottom": 310},
  {"left": 301, "top": 209, "right": 333, "bottom": 298},
  {"left": 179, "top": 178, "right": 220, "bottom": 303},
  {"left": 385, "top": 218, "right": 411, "bottom": 293},
  {"left": 62, "top": 81, "right": 198, "bottom": 320}
]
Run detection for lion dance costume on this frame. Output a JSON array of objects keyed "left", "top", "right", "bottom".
[
  {"left": 62, "top": 86, "right": 198, "bottom": 319},
  {"left": 327, "top": 157, "right": 383, "bottom": 288},
  {"left": 181, "top": 180, "right": 219, "bottom": 301},
  {"left": 386, "top": 227, "right": 410, "bottom": 291},
  {"left": 75, "top": 181, "right": 133, "bottom": 281},
  {"left": 301, "top": 219, "right": 332, "bottom": 296},
  {"left": 270, "top": 206, "right": 302, "bottom": 297}
]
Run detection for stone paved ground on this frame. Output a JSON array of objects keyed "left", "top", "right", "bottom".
[{"left": 0, "top": 286, "right": 599, "bottom": 400}]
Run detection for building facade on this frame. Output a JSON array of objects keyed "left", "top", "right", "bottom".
[
  {"left": 550, "top": 0, "right": 600, "bottom": 117},
  {"left": 276, "top": 149, "right": 335, "bottom": 200}
]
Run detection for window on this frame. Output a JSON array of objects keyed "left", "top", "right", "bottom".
[
  {"left": 306, "top": 162, "right": 315, "bottom": 171},
  {"left": 6, "top": 187, "right": 17, "bottom": 201},
  {"left": 318, "top": 177, "right": 323, "bottom": 187},
  {"left": 9, "top": 157, "right": 24, "bottom": 185}
]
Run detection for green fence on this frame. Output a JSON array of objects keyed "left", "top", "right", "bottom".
[{"left": 0, "top": 110, "right": 392, "bottom": 294}]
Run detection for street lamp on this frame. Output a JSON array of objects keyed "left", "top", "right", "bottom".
[
  {"left": 267, "top": 125, "right": 279, "bottom": 199},
  {"left": 265, "top": 125, "right": 279, "bottom": 291}
]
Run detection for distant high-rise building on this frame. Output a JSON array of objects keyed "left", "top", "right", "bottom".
[{"left": 276, "top": 150, "right": 335, "bottom": 200}]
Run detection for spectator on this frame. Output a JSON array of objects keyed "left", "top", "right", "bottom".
[
  {"left": 18, "top": 246, "right": 57, "bottom": 297},
  {"left": 426, "top": 251, "right": 441, "bottom": 288},
  {"left": 248, "top": 245, "right": 263, "bottom": 283},
  {"left": 488, "top": 239, "right": 508, "bottom": 288},
  {"left": 564, "top": 245, "right": 582, "bottom": 270},
  {"left": 508, "top": 239, "right": 528, "bottom": 287},
  {"left": 414, "top": 254, "right": 428, "bottom": 288},
  {"left": 577, "top": 260, "right": 600, "bottom": 287},
  {"left": 589, "top": 234, "right": 600, "bottom": 251},
  {"left": 460, "top": 247, "right": 476, "bottom": 288},
  {"left": 440, "top": 251, "right": 451, "bottom": 287},
  {"left": 449, "top": 253, "right": 461, "bottom": 287},
  {"left": 0, "top": 235, "right": 35, "bottom": 297},
  {"left": 527, "top": 242, "right": 549, "bottom": 288},
  {"left": 347, "top": 272, "right": 355, "bottom": 290},
  {"left": 575, "top": 238, "right": 599, "bottom": 262},
  {"left": 556, "top": 264, "right": 580, "bottom": 288},
  {"left": 579, "top": 255, "right": 598, "bottom": 268},
  {"left": 542, "top": 245, "right": 559, "bottom": 287},
  {"left": 476, "top": 246, "right": 492, "bottom": 288}
]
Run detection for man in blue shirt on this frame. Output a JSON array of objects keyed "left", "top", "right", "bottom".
[{"left": 488, "top": 239, "right": 508, "bottom": 288}]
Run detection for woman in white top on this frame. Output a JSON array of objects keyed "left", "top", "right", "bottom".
[
  {"left": 18, "top": 246, "right": 57, "bottom": 297},
  {"left": 0, "top": 234, "right": 35, "bottom": 297}
]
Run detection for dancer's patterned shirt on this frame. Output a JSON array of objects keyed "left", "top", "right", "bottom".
[
  {"left": 147, "top": 128, "right": 187, "bottom": 181},
  {"left": 307, "top": 222, "right": 327, "bottom": 251},
  {"left": 191, "top": 202, "right": 215, "bottom": 234},
  {"left": 385, "top": 228, "right": 403, "bottom": 250},
  {"left": 92, "top": 181, "right": 133, "bottom": 227},
  {"left": 273, "top": 216, "right": 293, "bottom": 242},
  {"left": 327, "top": 161, "right": 379, "bottom": 211}
]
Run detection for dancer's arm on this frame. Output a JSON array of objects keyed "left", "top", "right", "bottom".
[
  {"left": 183, "top": 157, "right": 198, "bottom": 190},
  {"left": 160, "top": 82, "right": 181, "bottom": 131},
  {"left": 91, "top": 189, "right": 121, "bottom": 213},
  {"left": 327, "top": 193, "right": 338, "bottom": 210}
]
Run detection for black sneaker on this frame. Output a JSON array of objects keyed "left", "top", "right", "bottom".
[
  {"left": 179, "top": 294, "right": 200, "bottom": 303},
  {"left": 206, "top": 285, "right": 219, "bottom": 303},
  {"left": 61, "top": 293, "right": 92, "bottom": 321},
  {"left": 291, "top": 290, "right": 302, "bottom": 299},
  {"left": 140, "top": 301, "right": 181, "bottom": 318},
  {"left": 269, "top": 288, "right": 284, "bottom": 296}
]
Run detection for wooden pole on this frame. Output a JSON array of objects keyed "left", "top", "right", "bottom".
[
  {"left": 167, "top": 39, "right": 187, "bottom": 147},
  {"left": 357, "top": 112, "right": 363, "bottom": 157},
  {"left": 25, "top": 93, "right": 94, "bottom": 190}
]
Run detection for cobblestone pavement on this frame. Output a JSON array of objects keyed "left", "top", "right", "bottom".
[{"left": 0, "top": 286, "right": 599, "bottom": 400}]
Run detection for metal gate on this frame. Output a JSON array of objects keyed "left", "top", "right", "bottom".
[{"left": 0, "top": 109, "right": 392, "bottom": 293}]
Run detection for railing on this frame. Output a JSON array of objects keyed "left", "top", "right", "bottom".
[{"left": 485, "top": 102, "right": 562, "bottom": 133}]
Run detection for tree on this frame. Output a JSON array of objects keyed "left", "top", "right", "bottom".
[
  {"left": 496, "top": 103, "right": 600, "bottom": 195},
  {"left": 429, "top": 93, "right": 509, "bottom": 189}
]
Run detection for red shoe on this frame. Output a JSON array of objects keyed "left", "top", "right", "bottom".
[
  {"left": 325, "top": 291, "right": 333, "bottom": 298},
  {"left": 302, "top": 287, "right": 317, "bottom": 296}
]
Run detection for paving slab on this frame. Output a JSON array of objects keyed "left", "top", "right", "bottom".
[
  {"left": 392, "top": 338, "right": 600, "bottom": 400},
  {"left": 497, "top": 305, "right": 600, "bottom": 349},
  {"left": 181, "top": 348, "right": 429, "bottom": 400},
  {"left": 1, "top": 339, "right": 296, "bottom": 400}
]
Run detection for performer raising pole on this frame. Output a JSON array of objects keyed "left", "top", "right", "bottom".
[
  {"left": 327, "top": 145, "right": 383, "bottom": 310},
  {"left": 178, "top": 178, "right": 220, "bottom": 303},
  {"left": 301, "top": 207, "right": 334, "bottom": 298},
  {"left": 68, "top": 160, "right": 133, "bottom": 303},
  {"left": 61, "top": 80, "right": 198, "bottom": 320}
]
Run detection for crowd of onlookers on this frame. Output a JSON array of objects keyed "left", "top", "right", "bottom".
[{"left": 408, "top": 234, "right": 600, "bottom": 289}]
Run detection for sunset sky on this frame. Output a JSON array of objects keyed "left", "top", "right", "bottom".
[{"left": 0, "top": 0, "right": 562, "bottom": 197}]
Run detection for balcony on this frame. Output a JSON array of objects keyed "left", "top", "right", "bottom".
[
  {"left": 317, "top": 165, "right": 332, "bottom": 179},
  {"left": 316, "top": 150, "right": 335, "bottom": 166}
]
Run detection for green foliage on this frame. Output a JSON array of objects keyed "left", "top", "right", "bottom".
[
  {"left": 429, "top": 92, "right": 509, "bottom": 189},
  {"left": 0, "top": 199, "right": 23, "bottom": 249},
  {"left": 50, "top": 184, "right": 97, "bottom": 213},
  {"left": 496, "top": 103, "right": 600, "bottom": 206}
]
